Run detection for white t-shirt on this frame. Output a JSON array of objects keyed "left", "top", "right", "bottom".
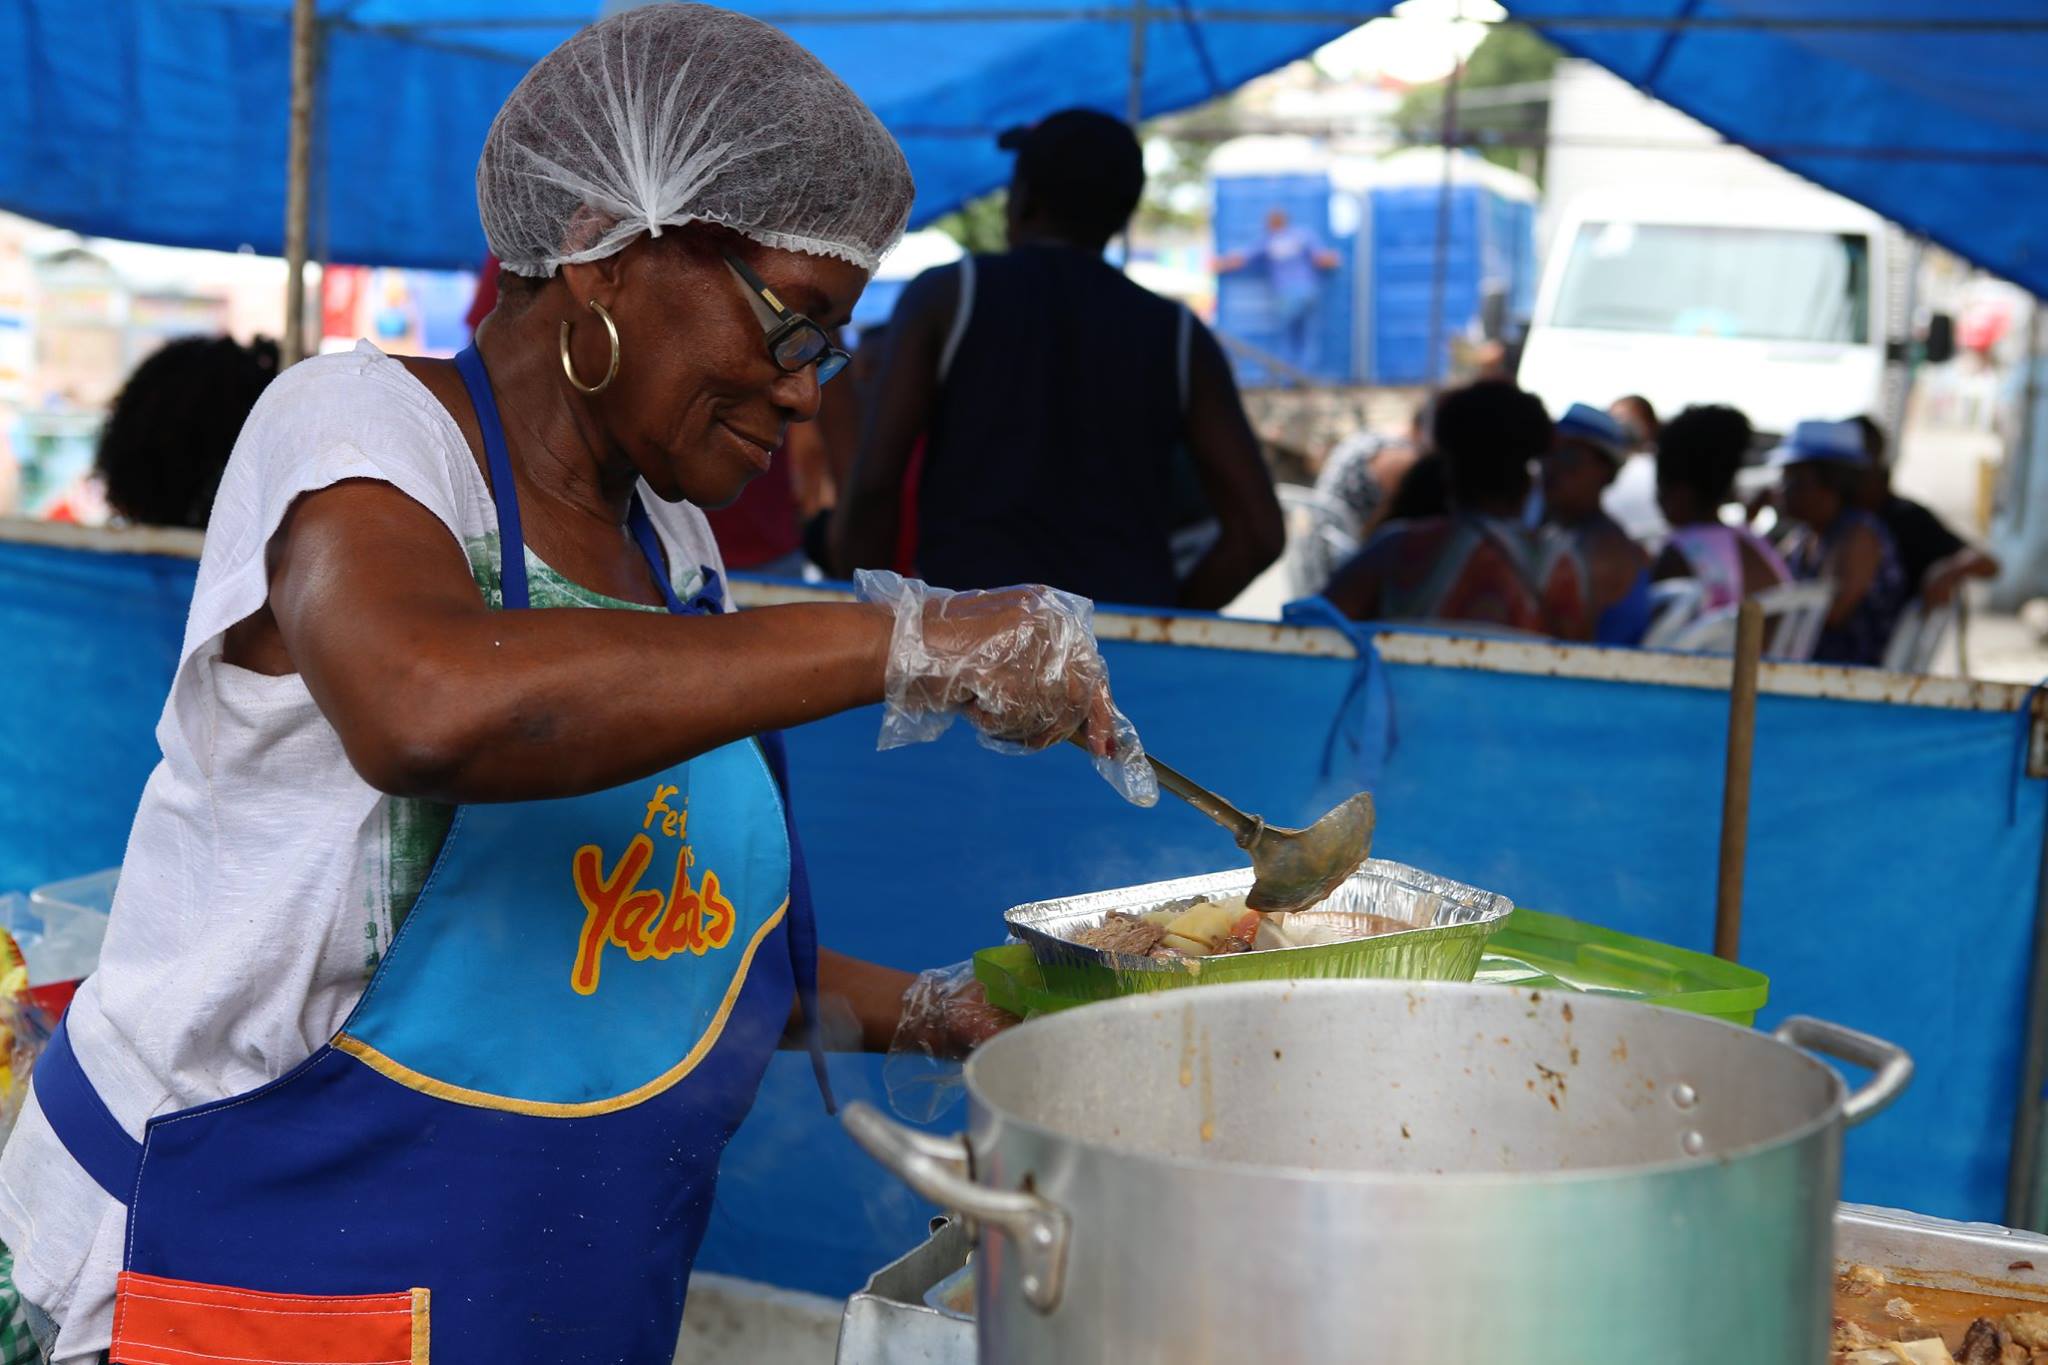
[{"left": 0, "top": 341, "right": 728, "bottom": 1362}]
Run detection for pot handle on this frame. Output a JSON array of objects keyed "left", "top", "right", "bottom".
[
  {"left": 841, "top": 1101, "right": 1070, "bottom": 1312},
  {"left": 1773, "top": 1015, "right": 1914, "bottom": 1126}
]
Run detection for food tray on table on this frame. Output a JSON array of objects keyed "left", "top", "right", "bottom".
[
  {"left": 1001, "top": 860, "right": 1512, "bottom": 1002},
  {"left": 1833, "top": 1205, "right": 2048, "bottom": 1360},
  {"left": 977, "top": 906, "right": 1769, "bottom": 1024}
]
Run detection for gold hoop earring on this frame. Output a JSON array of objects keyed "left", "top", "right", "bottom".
[{"left": 559, "top": 299, "right": 620, "bottom": 395}]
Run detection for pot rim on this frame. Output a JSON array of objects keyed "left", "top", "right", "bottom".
[{"left": 962, "top": 979, "right": 1850, "bottom": 1188}]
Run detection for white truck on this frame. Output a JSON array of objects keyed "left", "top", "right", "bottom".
[
  {"left": 1518, "top": 61, "right": 1946, "bottom": 445},
  {"left": 1518, "top": 184, "right": 1891, "bottom": 444}
]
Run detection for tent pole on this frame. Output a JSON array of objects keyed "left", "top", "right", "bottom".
[
  {"left": 1428, "top": 25, "right": 1462, "bottom": 388},
  {"left": 1121, "top": 2, "right": 1148, "bottom": 270},
  {"left": 2007, "top": 707, "right": 2048, "bottom": 1230},
  {"left": 283, "top": 0, "right": 318, "bottom": 367}
]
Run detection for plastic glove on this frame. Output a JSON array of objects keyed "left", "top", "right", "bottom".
[
  {"left": 855, "top": 570, "right": 1157, "bottom": 806},
  {"left": 882, "top": 961, "right": 1019, "bottom": 1122}
]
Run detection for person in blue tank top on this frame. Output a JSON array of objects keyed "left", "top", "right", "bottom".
[
  {"left": 829, "top": 109, "right": 1284, "bottom": 611},
  {"left": 0, "top": 11, "right": 1160, "bottom": 1364}
]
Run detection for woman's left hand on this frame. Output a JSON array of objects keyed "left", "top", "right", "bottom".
[
  {"left": 883, "top": 961, "right": 1020, "bottom": 1121},
  {"left": 893, "top": 962, "right": 1020, "bottom": 1063}
]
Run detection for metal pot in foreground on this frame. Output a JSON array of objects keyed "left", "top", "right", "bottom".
[{"left": 845, "top": 979, "right": 1910, "bottom": 1364}]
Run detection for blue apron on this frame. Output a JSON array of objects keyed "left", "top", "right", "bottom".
[{"left": 35, "top": 344, "right": 832, "bottom": 1363}]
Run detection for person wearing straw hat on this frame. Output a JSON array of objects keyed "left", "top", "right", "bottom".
[
  {"left": 1773, "top": 418, "right": 1906, "bottom": 666},
  {"left": 0, "top": 9, "right": 1158, "bottom": 1363}
]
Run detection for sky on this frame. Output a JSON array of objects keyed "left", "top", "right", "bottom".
[{"left": 1314, "top": 0, "right": 1508, "bottom": 85}]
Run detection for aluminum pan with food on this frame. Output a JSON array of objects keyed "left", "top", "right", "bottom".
[{"left": 1004, "top": 859, "right": 1512, "bottom": 999}]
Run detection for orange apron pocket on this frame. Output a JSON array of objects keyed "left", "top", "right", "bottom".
[{"left": 112, "top": 1271, "right": 428, "bottom": 1365}]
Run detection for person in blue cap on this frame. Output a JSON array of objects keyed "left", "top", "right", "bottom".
[
  {"left": 1540, "top": 401, "right": 1653, "bottom": 644},
  {"left": 1774, "top": 418, "right": 1906, "bottom": 665}
]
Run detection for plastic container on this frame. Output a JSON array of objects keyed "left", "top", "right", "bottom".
[
  {"left": 22, "top": 868, "right": 117, "bottom": 1014},
  {"left": 976, "top": 907, "right": 1769, "bottom": 1027},
  {"left": 1474, "top": 908, "right": 1769, "bottom": 1026}
]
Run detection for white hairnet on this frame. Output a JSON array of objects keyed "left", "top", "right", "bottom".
[{"left": 479, "top": 3, "right": 914, "bottom": 278}]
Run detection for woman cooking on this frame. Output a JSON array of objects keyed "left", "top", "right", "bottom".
[{"left": 0, "top": 8, "right": 1154, "bottom": 1363}]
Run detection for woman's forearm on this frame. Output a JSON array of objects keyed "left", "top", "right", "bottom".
[
  {"left": 356, "top": 603, "right": 894, "bottom": 802},
  {"left": 267, "top": 480, "right": 898, "bottom": 804},
  {"left": 805, "top": 949, "right": 916, "bottom": 1052}
]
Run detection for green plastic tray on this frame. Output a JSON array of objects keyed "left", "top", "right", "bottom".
[{"left": 976, "top": 907, "right": 1768, "bottom": 1027}]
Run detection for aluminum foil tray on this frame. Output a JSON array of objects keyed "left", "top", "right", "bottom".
[{"left": 1004, "top": 859, "right": 1513, "bottom": 1001}]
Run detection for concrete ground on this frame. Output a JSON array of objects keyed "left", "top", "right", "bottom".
[{"left": 676, "top": 1273, "right": 843, "bottom": 1364}]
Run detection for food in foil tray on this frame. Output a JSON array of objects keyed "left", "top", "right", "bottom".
[
  {"left": 1833, "top": 1261, "right": 2048, "bottom": 1364},
  {"left": 1070, "top": 896, "right": 1412, "bottom": 961}
]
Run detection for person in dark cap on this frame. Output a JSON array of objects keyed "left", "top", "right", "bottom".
[
  {"left": 1847, "top": 413, "right": 1999, "bottom": 608},
  {"left": 829, "top": 108, "right": 1282, "bottom": 609}
]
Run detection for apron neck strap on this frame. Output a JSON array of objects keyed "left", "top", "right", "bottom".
[
  {"left": 455, "top": 344, "right": 533, "bottom": 612},
  {"left": 454, "top": 344, "right": 719, "bottom": 617}
]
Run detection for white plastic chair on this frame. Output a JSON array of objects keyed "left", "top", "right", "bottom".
[
  {"left": 1668, "top": 580, "right": 1835, "bottom": 661},
  {"left": 1639, "top": 578, "right": 1706, "bottom": 650},
  {"left": 1881, "top": 597, "right": 1959, "bottom": 674}
]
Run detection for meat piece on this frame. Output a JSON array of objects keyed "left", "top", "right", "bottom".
[
  {"left": 2007, "top": 1314, "right": 2048, "bottom": 1351},
  {"left": 1885, "top": 1297, "right": 1921, "bottom": 1323},
  {"left": 1961, "top": 1318, "right": 2007, "bottom": 1365},
  {"left": 1072, "top": 913, "right": 1165, "bottom": 957},
  {"left": 1224, "top": 909, "right": 1262, "bottom": 953},
  {"left": 1839, "top": 1265, "right": 1887, "bottom": 1299},
  {"left": 1835, "top": 1318, "right": 1887, "bottom": 1352}
]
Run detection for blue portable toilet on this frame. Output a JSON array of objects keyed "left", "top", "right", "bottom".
[
  {"left": 1210, "top": 143, "right": 1536, "bottom": 389},
  {"left": 1339, "top": 148, "right": 1539, "bottom": 387},
  {"left": 1208, "top": 138, "right": 1356, "bottom": 387}
]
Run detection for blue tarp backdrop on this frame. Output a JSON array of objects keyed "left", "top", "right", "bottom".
[
  {"left": 1, "top": 3, "right": 2043, "bottom": 293},
  {"left": 3, "top": 539, "right": 2044, "bottom": 1292},
  {"left": 0, "top": 0, "right": 1357, "bottom": 272}
]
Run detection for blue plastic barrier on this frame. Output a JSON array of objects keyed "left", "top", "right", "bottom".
[{"left": 1, "top": 535, "right": 2042, "bottom": 1296}]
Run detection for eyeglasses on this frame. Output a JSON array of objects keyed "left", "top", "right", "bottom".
[{"left": 722, "top": 252, "right": 849, "bottom": 385}]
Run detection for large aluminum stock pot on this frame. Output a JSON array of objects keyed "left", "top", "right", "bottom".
[{"left": 844, "top": 979, "right": 1911, "bottom": 1364}]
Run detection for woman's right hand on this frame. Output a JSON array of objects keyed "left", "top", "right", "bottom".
[{"left": 855, "top": 571, "right": 1157, "bottom": 806}]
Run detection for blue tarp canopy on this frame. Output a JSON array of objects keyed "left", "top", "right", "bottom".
[
  {"left": 1513, "top": 0, "right": 2048, "bottom": 298},
  {"left": 0, "top": 0, "right": 1358, "bottom": 272},
  {"left": 4, "top": 3, "right": 2041, "bottom": 290}
]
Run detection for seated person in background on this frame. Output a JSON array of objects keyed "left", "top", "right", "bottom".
[
  {"left": 1601, "top": 393, "right": 1667, "bottom": 543},
  {"left": 1314, "top": 400, "right": 1431, "bottom": 542},
  {"left": 1849, "top": 415, "right": 1999, "bottom": 607},
  {"left": 1610, "top": 394, "right": 1658, "bottom": 452},
  {"left": 1381, "top": 449, "right": 1447, "bottom": 525},
  {"left": 1774, "top": 419, "right": 1905, "bottom": 666},
  {"left": 1540, "top": 403, "right": 1652, "bottom": 644},
  {"left": 1652, "top": 404, "right": 1791, "bottom": 611},
  {"left": 1326, "top": 381, "right": 1591, "bottom": 640},
  {"left": 96, "top": 335, "right": 280, "bottom": 529}
]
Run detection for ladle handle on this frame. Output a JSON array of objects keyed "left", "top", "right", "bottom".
[
  {"left": 1144, "top": 754, "right": 1261, "bottom": 847},
  {"left": 1064, "top": 733, "right": 1260, "bottom": 845}
]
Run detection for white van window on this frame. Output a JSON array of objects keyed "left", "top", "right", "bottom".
[{"left": 1549, "top": 223, "right": 1870, "bottom": 344}]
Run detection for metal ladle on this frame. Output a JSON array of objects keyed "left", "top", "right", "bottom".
[{"left": 1084, "top": 737, "right": 1376, "bottom": 913}]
